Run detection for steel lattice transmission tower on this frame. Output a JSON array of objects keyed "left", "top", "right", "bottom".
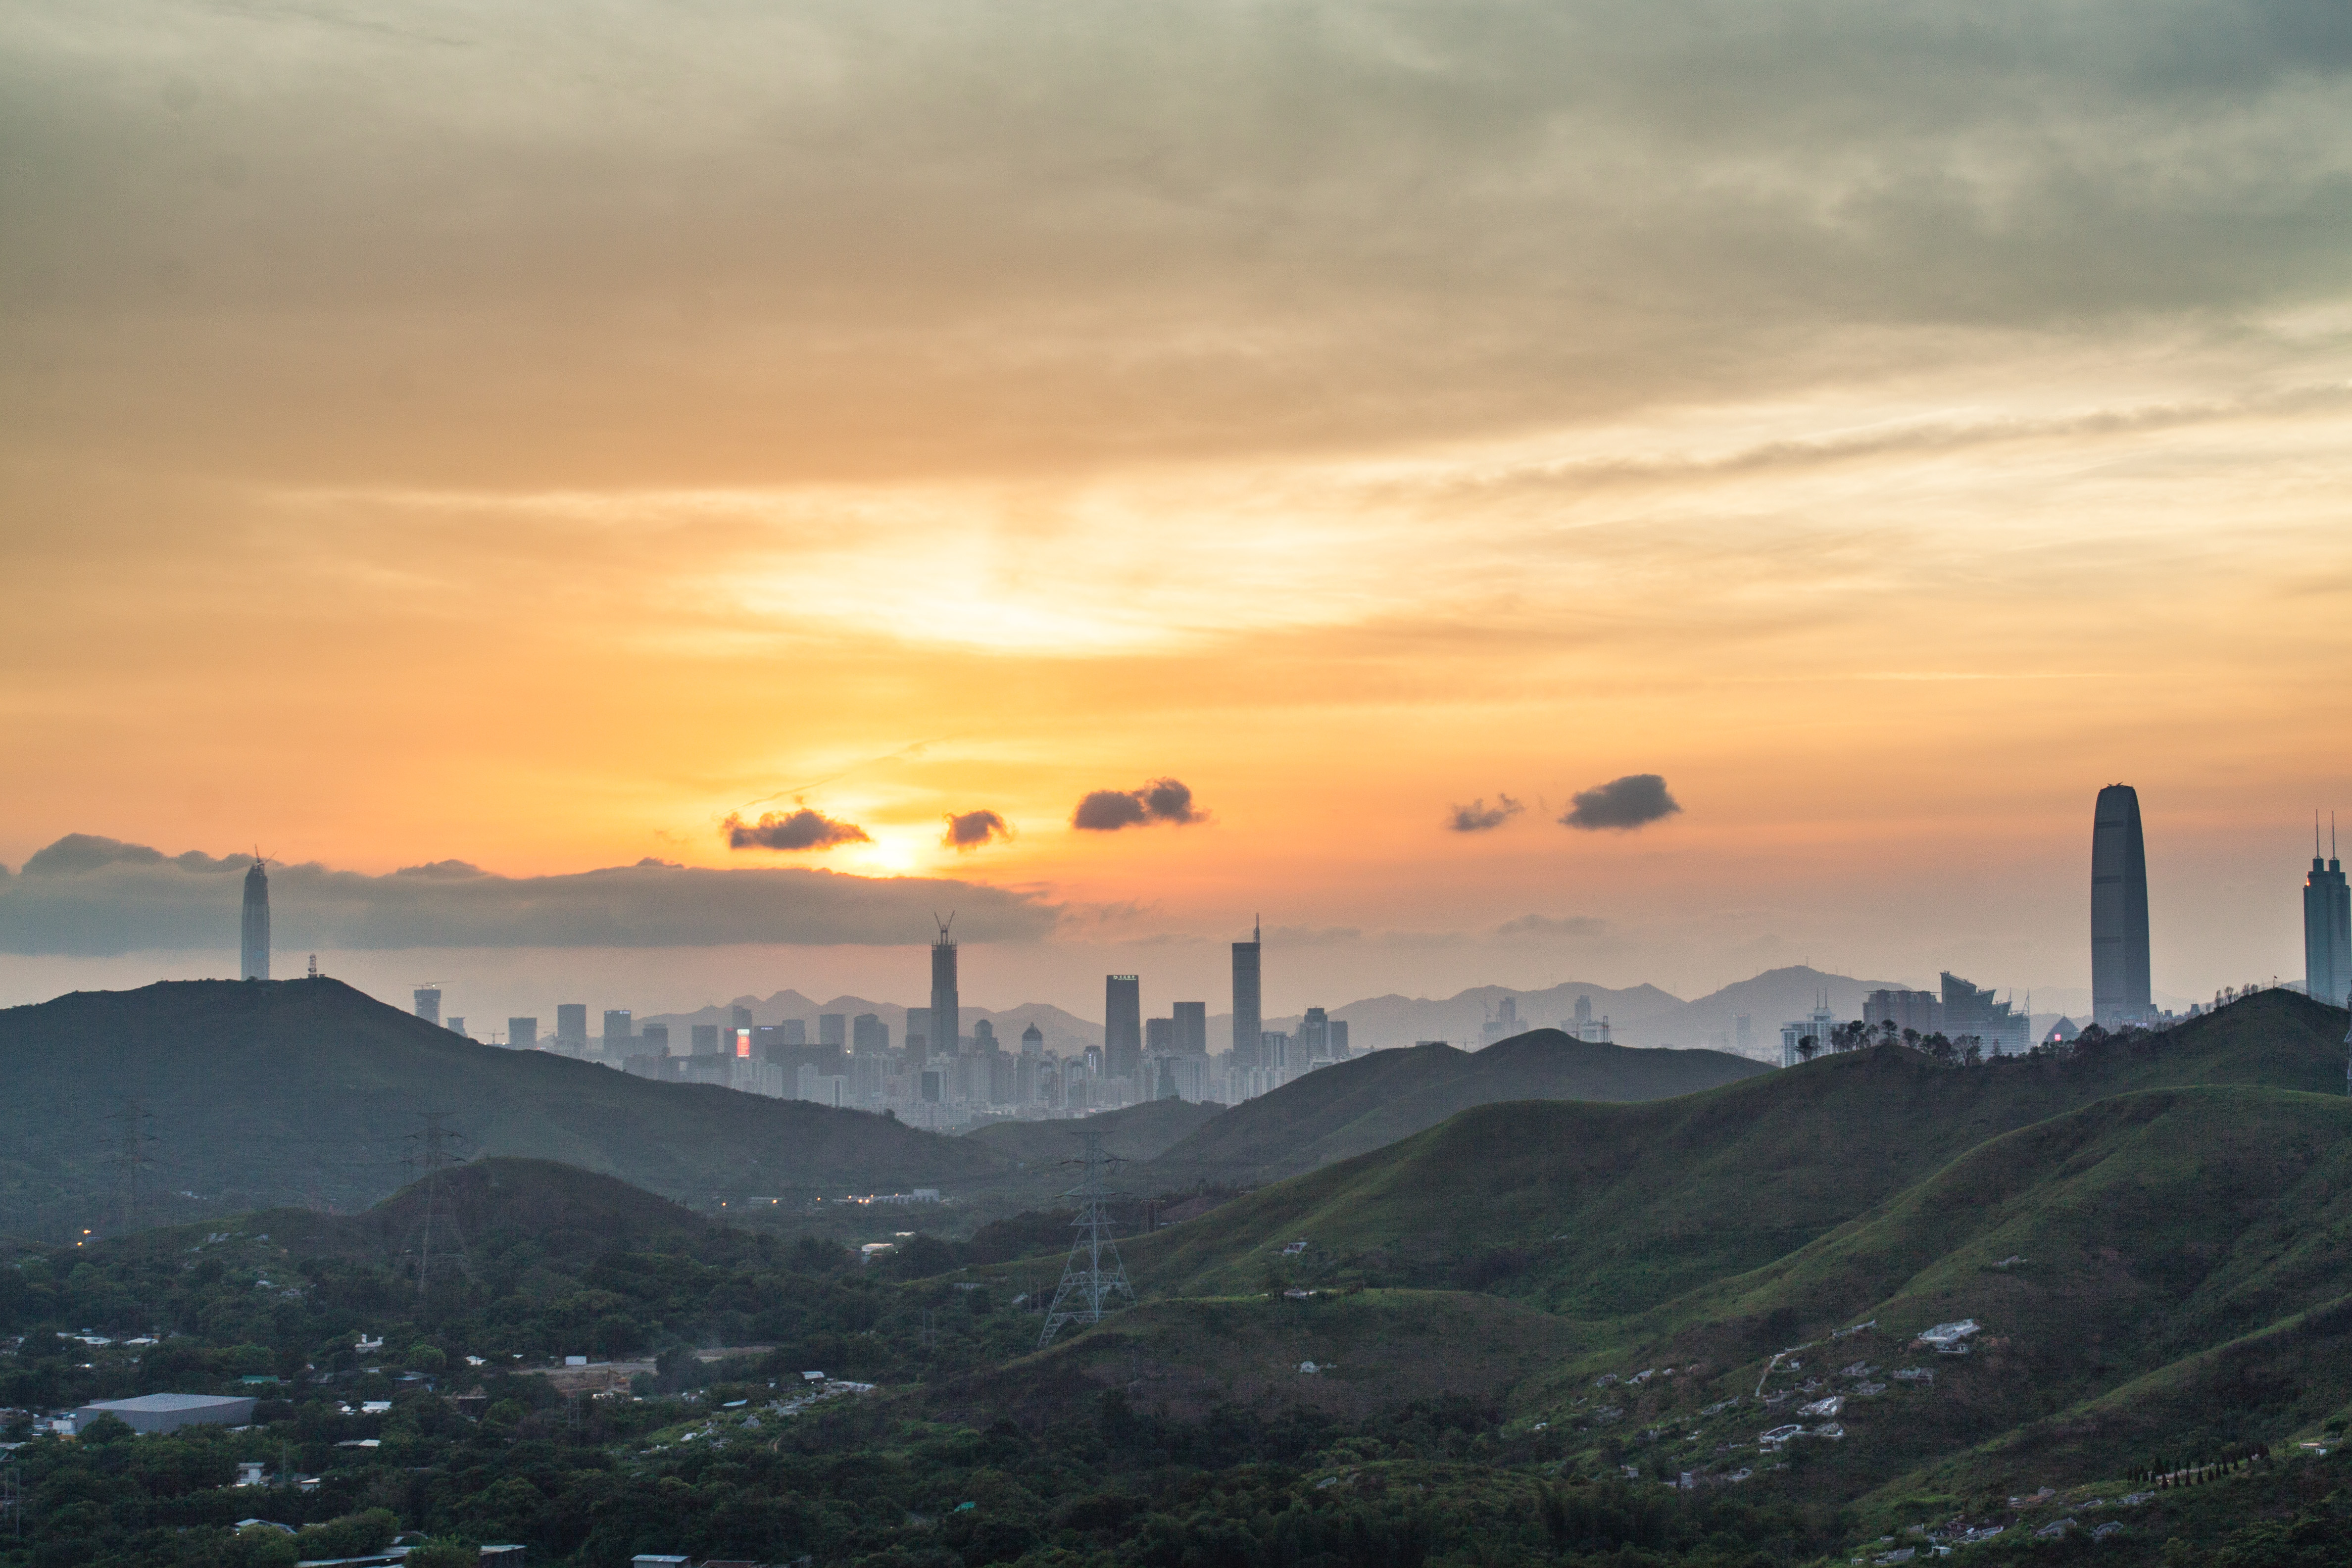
[
  {"left": 404, "top": 1112, "right": 473, "bottom": 1296},
  {"left": 1038, "top": 1130, "right": 1134, "bottom": 1349}
]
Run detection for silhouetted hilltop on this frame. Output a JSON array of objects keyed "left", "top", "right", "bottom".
[
  {"left": 1146, "top": 1028, "right": 1767, "bottom": 1183},
  {"left": 0, "top": 979, "right": 1007, "bottom": 1241}
]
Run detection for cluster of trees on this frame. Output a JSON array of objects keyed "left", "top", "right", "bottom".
[
  {"left": 0, "top": 1221, "right": 1047, "bottom": 1421},
  {"left": 0, "top": 1367, "right": 1836, "bottom": 1568},
  {"left": 1790, "top": 1018, "right": 2170, "bottom": 1067}
]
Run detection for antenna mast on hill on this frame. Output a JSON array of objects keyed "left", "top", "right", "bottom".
[{"left": 1038, "top": 1130, "right": 1134, "bottom": 1349}]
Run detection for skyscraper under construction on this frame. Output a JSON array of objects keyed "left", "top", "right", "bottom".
[
  {"left": 240, "top": 856, "right": 270, "bottom": 981},
  {"left": 2091, "top": 784, "right": 2151, "bottom": 1025},
  {"left": 928, "top": 916, "right": 959, "bottom": 1066}
]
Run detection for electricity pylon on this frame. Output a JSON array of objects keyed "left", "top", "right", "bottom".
[
  {"left": 1038, "top": 1130, "right": 1134, "bottom": 1349},
  {"left": 403, "top": 1112, "right": 472, "bottom": 1296}
]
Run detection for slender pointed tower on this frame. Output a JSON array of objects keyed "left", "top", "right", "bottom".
[
  {"left": 240, "top": 853, "right": 271, "bottom": 981},
  {"left": 2304, "top": 813, "right": 2351, "bottom": 1008},
  {"left": 2090, "top": 786, "right": 2150, "bottom": 1025},
  {"left": 927, "top": 913, "right": 959, "bottom": 1066}
]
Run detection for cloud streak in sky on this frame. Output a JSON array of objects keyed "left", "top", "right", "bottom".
[
  {"left": 1561, "top": 775, "right": 1682, "bottom": 833},
  {"left": 943, "top": 809, "right": 1011, "bottom": 849},
  {"left": 723, "top": 809, "right": 870, "bottom": 851},
  {"left": 1072, "top": 779, "right": 1205, "bottom": 832},
  {"left": 1448, "top": 795, "right": 1524, "bottom": 833},
  {"left": 0, "top": 836, "right": 1056, "bottom": 954}
]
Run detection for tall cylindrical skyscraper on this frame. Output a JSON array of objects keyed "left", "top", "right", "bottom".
[
  {"left": 2091, "top": 784, "right": 2151, "bottom": 1025},
  {"left": 240, "top": 859, "right": 270, "bottom": 981},
  {"left": 1231, "top": 918, "right": 1262, "bottom": 1071},
  {"left": 928, "top": 919, "right": 959, "bottom": 1066}
]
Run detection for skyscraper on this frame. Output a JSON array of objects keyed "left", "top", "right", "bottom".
[
  {"left": 1106, "top": 974, "right": 1142, "bottom": 1079},
  {"left": 819, "top": 1013, "right": 847, "bottom": 1048},
  {"left": 508, "top": 1017, "right": 538, "bottom": 1049},
  {"left": 930, "top": 917, "right": 959, "bottom": 1067},
  {"left": 1231, "top": 917, "right": 1262, "bottom": 1071},
  {"left": 2306, "top": 817, "right": 2352, "bottom": 1008},
  {"left": 1173, "top": 1000, "right": 1207, "bottom": 1055},
  {"left": 412, "top": 987, "right": 441, "bottom": 1026},
  {"left": 2091, "top": 784, "right": 2153, "bottom": 1026},
  {"left": 239, "top": 858, "right": 269, "bottom": 980},
  {"left": 556, "top": 1004, "right": 588, "bottom": 1051},
  {"left": 603, "top": 1009, "right": 633, "bottom": 1051}
]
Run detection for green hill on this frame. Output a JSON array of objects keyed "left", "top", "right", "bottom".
[
  {"left": 1125, "top": 991, "right": 2352, "bottom": 1313},
  {"left": 930, "top": 1288, "right": 1581, "bottom": 1430},
  {"left": 0, "top": 979, "right": 1008, "bottom": 1241},
  {"left": 1493, "top": 1082, "right": 2352, "bottom": 1507},
  {"left": 1145, "top": 1029, "right": 1769, "bottom": 1186}
]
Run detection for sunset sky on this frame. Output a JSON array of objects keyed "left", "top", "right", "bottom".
[{"left": 4, "top": 0, "right": 2349, "bottom": 1025}]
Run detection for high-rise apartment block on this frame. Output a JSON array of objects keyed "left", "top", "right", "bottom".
[
  {"left": 412, "top": 987, "right": 441, "bottom": 1026},
  {"left": 1106, "top": 975, "right": 1142, "bottom": 1079},
  {"left": 2091, "top": 784, "right": 2154, "bottom": 1025},
  {"left": 1862, "top": 989, "right": 1939, "bottom": 1034},
  {"left": 1021, "top": 1022, "right": 1045, "bottom": 1056},
  {"left": 240, "top": 859, "right": 270, "bottom": 981},
  {"left": 1231, "top": 919, "right": 1262, "bottom": 1070},
  {"left": 2307, "top": 820, "right": 2352, "bottom": 1008}
]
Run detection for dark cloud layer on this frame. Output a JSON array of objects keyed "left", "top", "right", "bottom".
[
  {"left": 1072, "top": 778, "right": 1204, "bottom": 832},
  {"left": 1561, "top": 775, "right": 1682, "bottom": 832},
  {"left": 1448, "top": 795, "right": 1524, "bottom": 833},
  {"left": 943, "top": 809, "right": 1010, "bottom": 849},
  {"left": 0, "top": 835, "right": 1056, "bottom": 954},
  {"left": 14, "top": 0, "right": 2343, "bottom": 485},
  {"left": 723, "top": 809, "right": 870, "bottom": 851}
]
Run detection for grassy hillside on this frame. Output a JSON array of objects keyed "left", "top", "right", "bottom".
[
  {"left": 966, "top": 1096, "right": 1225, "bottom": 1167},
  {"left": 930, "top": 1288, "right": 1582, "bottom": 1429},
  {"left": 1126, "top": 991, "right": 2351, "bottom": 1312},
  {"left": 1147, "top": 1029, "right": 1769, "bottom": 1186},
  {"left": 0, "top": 979, "right": 1008, "bottom": 1241},
  {"left": 1478, "top": 1082, "right": 2352, "bottom": 1507}
]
